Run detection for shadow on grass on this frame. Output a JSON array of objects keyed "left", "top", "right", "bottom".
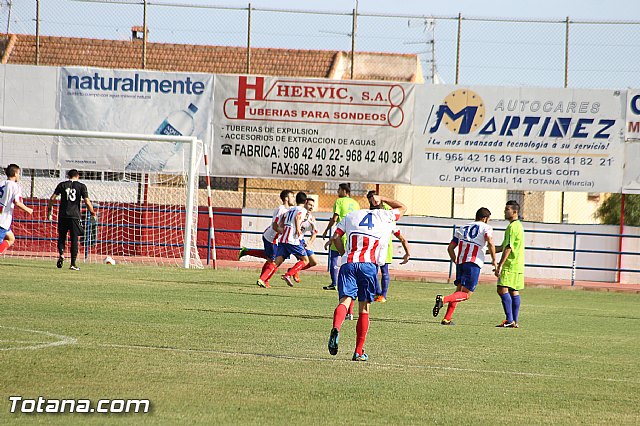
[{"left": 186, "top": 308, "right": 434, "bottom": 325}]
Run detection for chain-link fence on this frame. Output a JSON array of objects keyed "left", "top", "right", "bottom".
[{"left": 2, "top": 0, "right": 639, "bottom": 222}]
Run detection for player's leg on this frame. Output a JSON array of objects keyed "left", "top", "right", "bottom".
[
  {"left": 329, "top": 263, "right": 357, "bottom": 356},
  {"left": 281, "top": 247, "right": 308, "bottom": 287},
  {"left": 509, "top": 288, "right": 521, "bottom": 328},
  {"left": 496, "top": 284, "right": 514, "bottom": 327},
  {"left": 323, "top": 249, "right": 341, "bottom": 290},
  {"left": 289, "top": 249, "right": 316, "bottom": 283},
  {"left": 375, "top": 263, "right": 390, "bottom": 302},
  {"left": 0, "top": 228, "right": 15, "bottom": 255},
  {"left": 256, "top": 240, "right": 278, "bottom": 288},
  {"left": 352, "top": 263, "right": 377, "bottom": 361},
  {"left": 239, "top": 237, "right": 270, "bottom": 260},
  {"left": 56, "top": 219, "right": 70, "bottom": 266},
  {"left": 68, "top": 218, "right": 83, "bottom": 270}
]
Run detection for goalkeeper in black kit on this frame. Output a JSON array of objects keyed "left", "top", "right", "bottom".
[{"left": 47, "top": 169, "right": 97, "bottom": 271}]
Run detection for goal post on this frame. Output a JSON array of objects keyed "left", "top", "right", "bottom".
[{"left": 0, "top": 125, "right": 204, "bottom": 269}]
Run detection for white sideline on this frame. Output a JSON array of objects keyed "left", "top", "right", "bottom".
[
  {"left": 94, "top": 342, "right": 638, "bottom": 385},
  {"left": 0, "top": 326, "right": 77, "bottom": 351}
]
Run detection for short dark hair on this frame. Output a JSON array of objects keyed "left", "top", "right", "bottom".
[
  {"left": 366, "top": 190, "right": 377, "bottom": 199},
  {"left": 279, "top": 190, "right": 293, "bottom": 202},
  {"left": 338, "top": 183, "right": 351, "bottom": 195},
  {"left": 475, "top": 207, "right": 491, "bottom": 221},
  {"left": 506, "top": 200, "right": 520, "bottom": 212},
  {"left": 5, "top": 164, "right": 20, "bottom": 178},
  {"left": 67, "top": 169, "right": 80, "bottom": 179},
  {"left": 295, "top": 191, "right": 307, "bottom": 205}
]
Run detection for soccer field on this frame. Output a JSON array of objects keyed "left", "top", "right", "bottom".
[{"left": 1, "top": 260, "right": 638, "bottom": 424}]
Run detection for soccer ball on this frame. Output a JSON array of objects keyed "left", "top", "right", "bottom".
[{"left": 103, "top": 256, "right": 116, "bottom": 265}]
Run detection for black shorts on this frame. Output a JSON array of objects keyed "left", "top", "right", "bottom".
[{"left": 58, "top": 217, "right": 84, "bottom": 238}]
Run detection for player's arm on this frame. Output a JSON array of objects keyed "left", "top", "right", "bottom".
[
  {"left": 322, "top": 213, "right": 340, "bottom": 239},
  {"left": 495, "top": 245, "right": 511, "bottom": 278},
  {"left": 272, "top": 214, "right": 284, "bottom": 234},
  {"left": 447, "top": 240, "right": 457, "bottom": 263},
  {"left": 395, "top": 231, "right": 411, "bottom": 264},
  {"left": 295, "top": 211, "right": 303, "bottom": 238},
  {"left": 307, "top": 219, "right": 318, "bottom": 247},
  {"left": 46, "top": 193, "right": 58, "bottom": 220},
  {"left": 486, "top": 234, "right": 498, "bottom": 270},
  {"left": 328, "top": 229, "right": 346, "bottom": 256},
  {"left": 378, "top": 196, "right": 407, "bottom": 218},
  {"left": 84, "top": 198, "right": 97, "bottom": 217},
  {"left": 14, "top": 198, "right": 33, "bottom": 215}
]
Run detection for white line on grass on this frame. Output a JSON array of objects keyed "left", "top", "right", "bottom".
[
  {"left": 0, "top": 326, "right": 77, "bottom": 351},
  {"left": 93, "top": 342, "right": 638, "bottom": 385}
]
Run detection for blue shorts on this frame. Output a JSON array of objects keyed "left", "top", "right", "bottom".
[
  {"left": 262, "top": 236, "right": 277, "bottom": 261},
  {"left": 0, "top": 227, "right": 9, "bottom": 240},
  {"left": 276, "top": 243, "right": 307, "bottom": 260},
  {"left": 454, "top": 264, "right": 462, "bottom": 285},
  {"left": 300, "top": 239, "right": 314, "bottom": 257},
  {"left": 338, "top": 262, "right": 378, "bottom": 303},
  {"left": 458, "top": 263, "right": 481, "bottom": 292}
]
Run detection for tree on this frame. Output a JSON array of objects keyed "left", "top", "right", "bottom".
[{"left": 594, "top": 194, "right": 640, "bottom": 226}]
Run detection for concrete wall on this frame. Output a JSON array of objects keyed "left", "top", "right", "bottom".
[{"left": 239, "top": 210, "right": 640, "bottom": 284}]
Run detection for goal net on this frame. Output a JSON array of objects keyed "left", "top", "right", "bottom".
[{"left": 0, "top": 126, "right": 205, "bottom": 268}]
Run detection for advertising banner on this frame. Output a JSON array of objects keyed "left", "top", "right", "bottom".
[
  {"left": 58, "top": 67, "right": 213, "bottom": 172},
  {"left": 211, "top": 75, "right": 415, "bottom": 183},
  {"left": 412, "top": 85, "right": 625, "bottom": 193}
]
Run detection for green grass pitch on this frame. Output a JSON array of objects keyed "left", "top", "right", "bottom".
[{"left": 1, "top": 260, "right": 638, "bottom": 424}]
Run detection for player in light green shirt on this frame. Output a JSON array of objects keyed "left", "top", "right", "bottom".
[
  {"left": 495, "top": 200, "right": 525, "bottom": 328},
  {"left": 322, "top": 183, "right": 360, "bottom": 291}
]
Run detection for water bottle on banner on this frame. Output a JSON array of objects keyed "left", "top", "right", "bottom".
[{"left": 126, "top": 103, "right": 199, "bottom": 172}]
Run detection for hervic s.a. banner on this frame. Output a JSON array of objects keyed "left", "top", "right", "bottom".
[
  {"left": 58, "top": 67, "right": 213, "bottom": 172},
  {"left": 212, "top": 75, "right": 414, "bottom": 183},
  {"left": 413, "top": 85, "right": 625, "bottom": 193}
]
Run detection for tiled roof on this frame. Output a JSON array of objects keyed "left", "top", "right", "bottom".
[{"left": 1, "top": 33, "right": 420, "bottom": 82}]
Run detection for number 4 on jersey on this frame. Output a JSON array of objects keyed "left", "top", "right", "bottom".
[{"left": 359, "top": 213, "right": 374, "bottom": 230}]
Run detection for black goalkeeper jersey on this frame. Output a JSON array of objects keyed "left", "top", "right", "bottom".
[{"left": 54, "top": 180, "right": 89, "bottom": 219}]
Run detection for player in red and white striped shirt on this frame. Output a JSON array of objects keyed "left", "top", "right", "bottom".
[
  {"left": 326, "top": 193, "right": 406, "bottom": 362},
  {"left": 433, "top": 207, "right": 497, "bottom": 325},
  {"left": 258, "top": 192, "right": 310, "bottom": 288}
]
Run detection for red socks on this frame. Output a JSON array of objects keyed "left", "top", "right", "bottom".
[
  {"left": 0, "top": 240, "right": 10, "bottom": 255},
  {"left": 285, "top": 260, "right": 306, "bottom": 277},
  {"left": 259, "top": 262, "right": 277, "bottom": 282},
  {"left": 443, "top": 291, "right": 469, "bottom": 303},
  {"left": 444, "top": 302, "right": 458, "bottom": 321},
  {"left": 333, "top": 304, "right": 347, "bottom": 330},
  {"left": 355, "top": 312, "right": 369, "bottom": 355}
]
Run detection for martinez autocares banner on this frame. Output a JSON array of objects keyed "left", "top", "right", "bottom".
[
  {"left": 211, "top": 75, "right": 414, "bottom": 183},
  {"left": 412, "top": 85, "right": 625, "bottom": 193},
  {"left": 58, "top": 67, "right": 214, "bottom": 172},
  {"left": 623, "top": 89, "right": 640, "bottom": 193}
]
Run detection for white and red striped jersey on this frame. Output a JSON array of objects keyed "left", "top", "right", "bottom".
[
  {"left": 0, "top": 180, "right": 23, "bottom": 230},
  {"left": 278, "top": 205, "right": 306, "bottom": 245},
  {"left": 335, "top": 208, "right": 401, "bottom": 265},
  {"left": 300, "top": 213, "right": 318, "bottom": 236},
  {"left": 452, "top": 221, "right": 493, "bottom": 267},
  {"left": 262, "top": 205, "right": 288, "bottom": 243}
]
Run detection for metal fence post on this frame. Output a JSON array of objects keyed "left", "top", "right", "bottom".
[
  {"left": 350, "top": 1, "right": 358, "bottom": 80},
  {"left": 447, "top": 224, "right": 457, "bottom": 282},
  {"left": 450, "top": 13, "right": 463, "bottom": 219},
  {"left": 142, "top": 0, "right": 147, "bottom": 69},
  {"left": 560, "top": 16, "right": 570, "bottom": 223},
  {"left": 35, "top": 0, "right": 40, "bottom": 65},
  {"left": 571, "top": 230, "right": 577, "bottom": 286},
  {"left": 246, "top": 3, "right": 252, "bottom": 74}
]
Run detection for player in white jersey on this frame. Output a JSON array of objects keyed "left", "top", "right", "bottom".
[
  {"left": 287, "top": 197, "right": 319, "bottom": 284},
  {"left": 0, "top": 164, "right": 34, "bottom": 257},
  {"left": 239, "top": 190, "right": 295, "bottom": 289},
  {"left": 326, "top": 194, "right": 406, "bottom": 362},
  {"left": 433, "top": 207, "right": 497, "bottom": 325},
  {"left": 258, "top": 192, "right": 309, "bottom": 288}
]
